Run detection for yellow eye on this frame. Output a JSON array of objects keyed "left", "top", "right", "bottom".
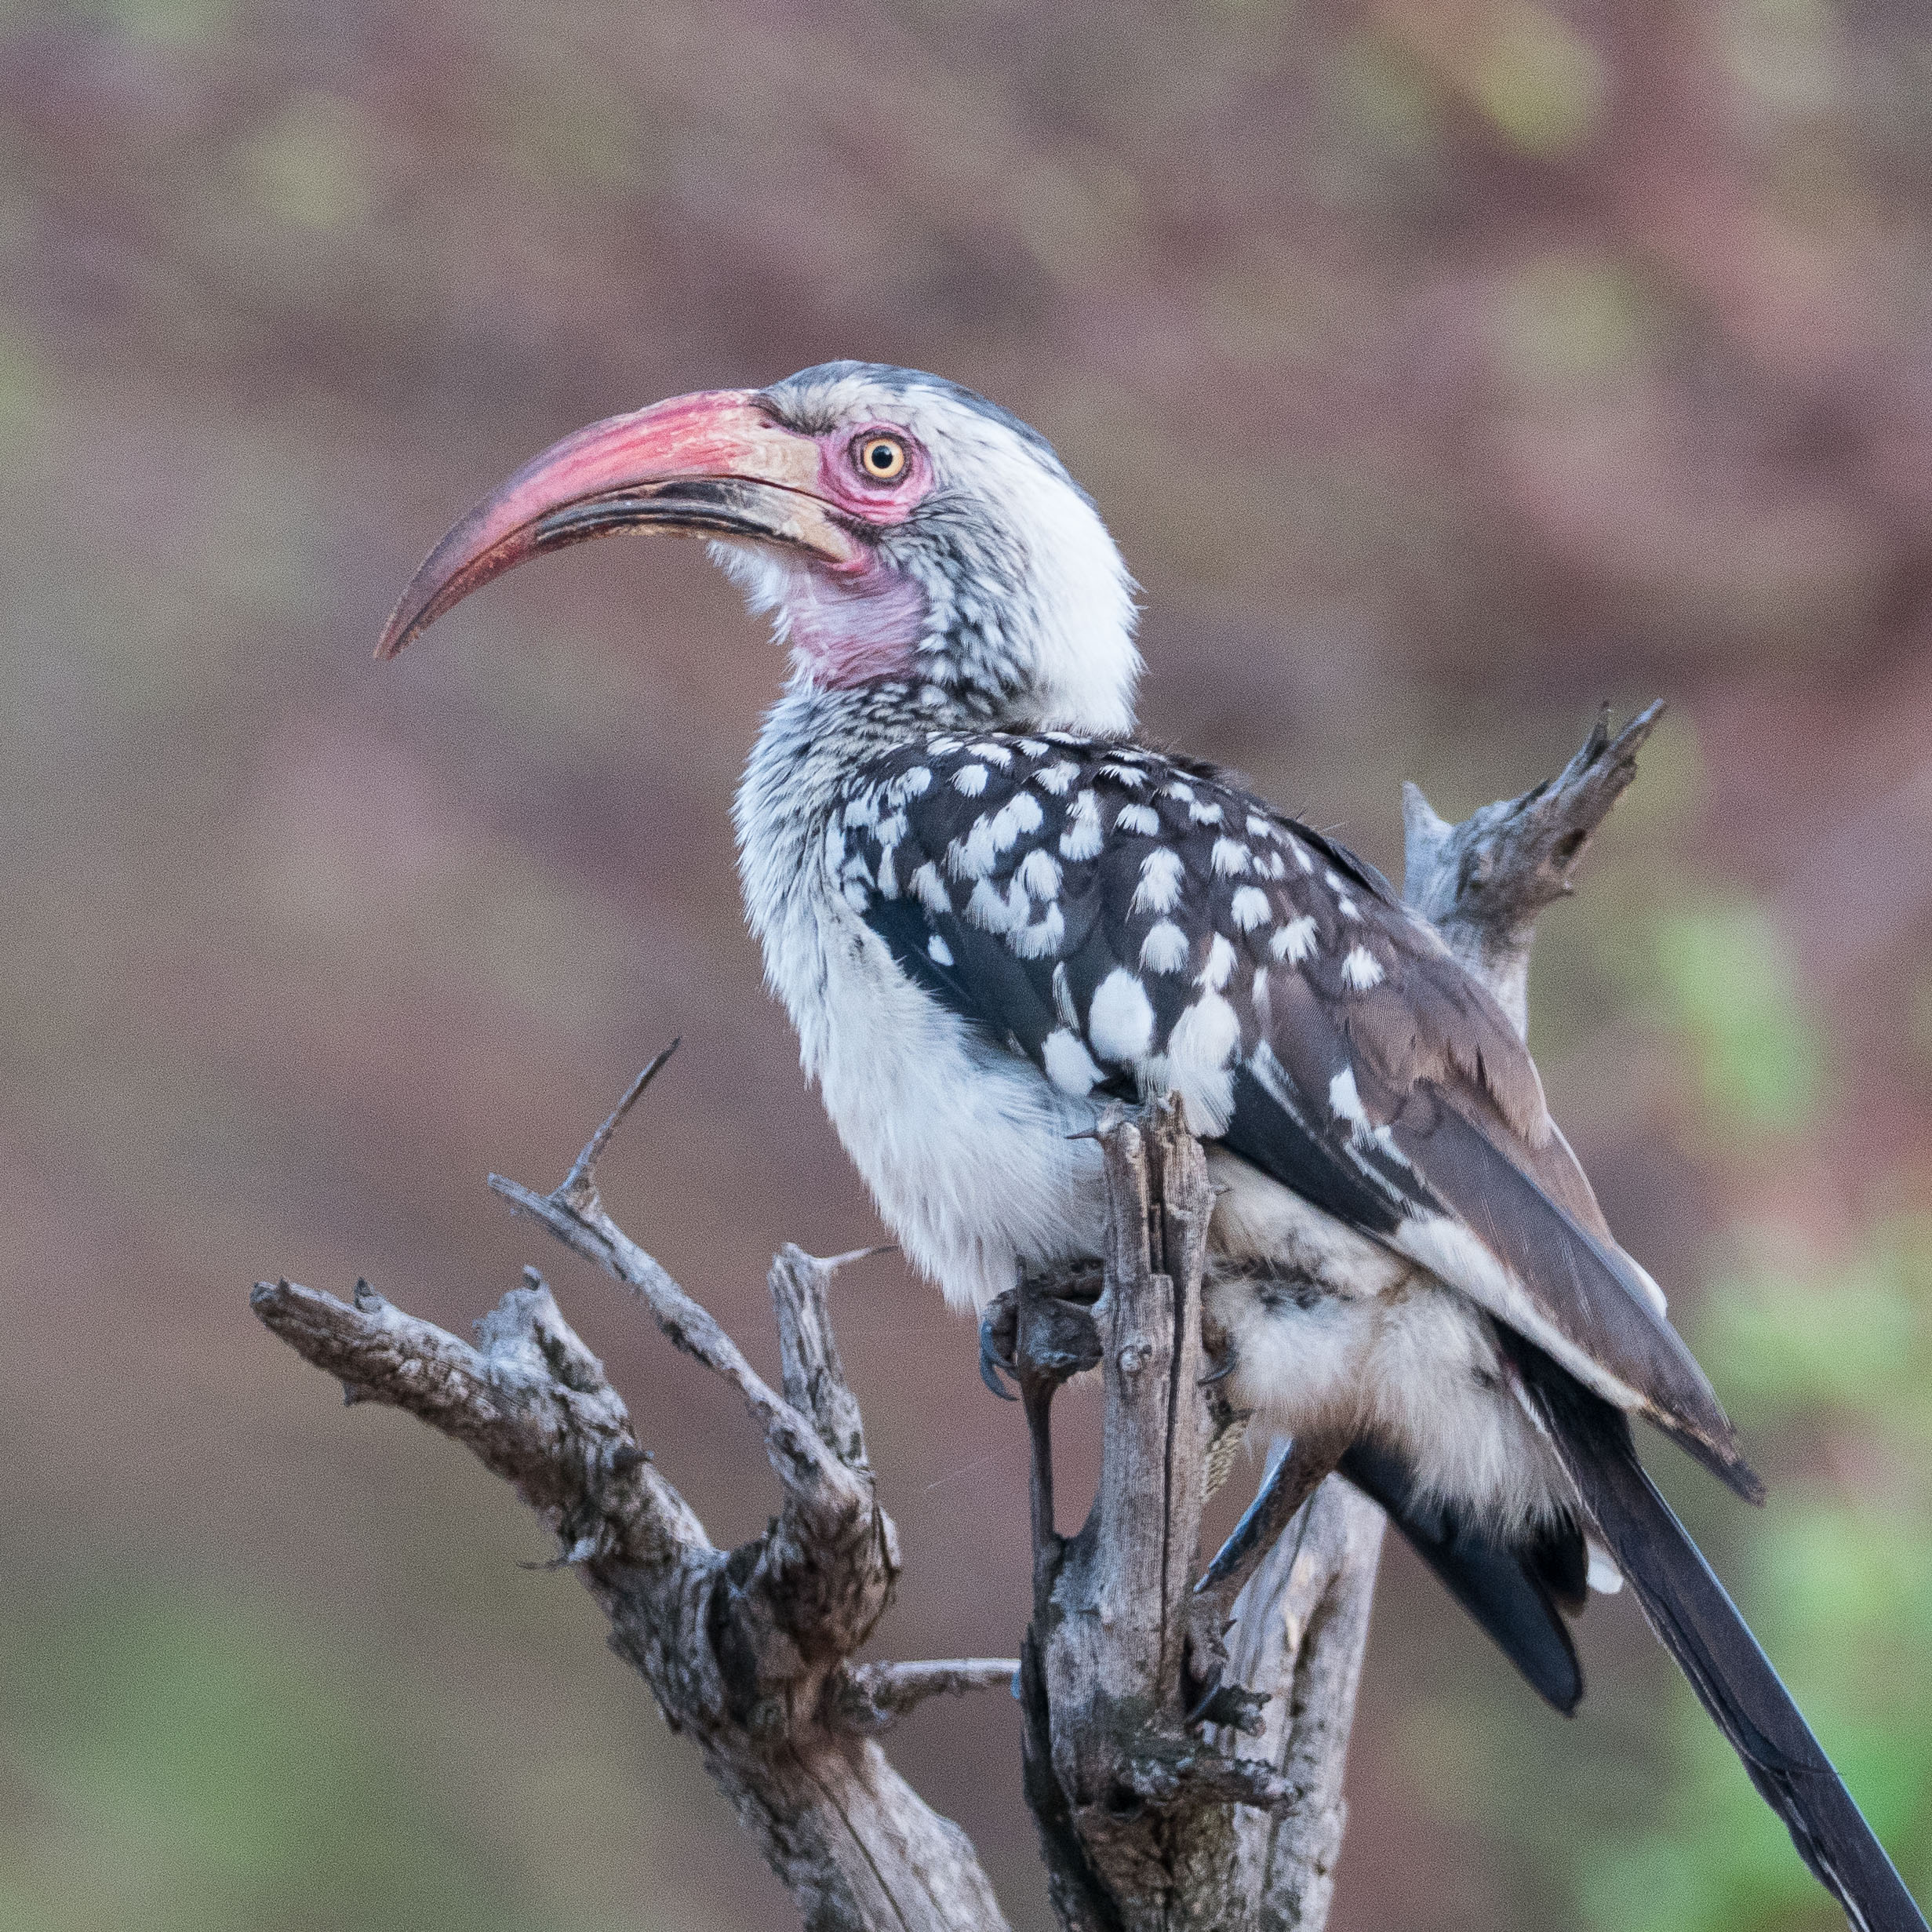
[{"left": 856, "top": 435, "right": 908, "bottom": 482}]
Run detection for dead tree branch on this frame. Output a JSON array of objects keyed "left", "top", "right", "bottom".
[
  {"left": 255, "top": 1059, "right": 1015, "bottom": 1932},
  {"left": 253, "top": 707, "right": 1657, "bottom": 1932}
]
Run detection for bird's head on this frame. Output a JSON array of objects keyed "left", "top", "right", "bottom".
[{"left": 378, "top": 361, "right": 1141, "bottom": 735}]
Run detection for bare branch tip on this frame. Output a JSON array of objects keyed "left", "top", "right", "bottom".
[
  {"left": 1604, "top": 697, "right": 1666, "bottom": 760},
  {"left": 817, "top": 1242, "right": 897, "bottom": 1274},
  {"left": 557, "top": 1039, "right": 681, "bottom": 1210}
]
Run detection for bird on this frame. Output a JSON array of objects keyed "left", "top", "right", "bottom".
[{"left": 377, "top": 360, "right": 1925, "bottom": 1932}]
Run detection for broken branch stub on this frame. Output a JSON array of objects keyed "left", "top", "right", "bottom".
[{"left": 1403, "top": 701, "right": 1663, "bottom": 1036}]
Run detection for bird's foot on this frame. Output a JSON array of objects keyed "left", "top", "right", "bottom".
[
  {"left": 981, "top": 1272, "right": 1105, "bottom": 1399},
  {"left": 1017, "top": 1268, "right": 1104, "bottom": 1387},
  {"left": 1181, "top": 1595, "right": 1268, "bottom": 1735}
]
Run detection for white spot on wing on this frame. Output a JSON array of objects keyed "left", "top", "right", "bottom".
[
  {"left": 1060, "top": 790, "right": 1104, "bottom": 861},
  {"left": 1043, "top": 1027, "right": 1104, "bottom": 1096},
  {"left": 966, "top": 877, "right": 1027, "bottom": 933},
  {"left": 1586, "top": 1541, "right": 1624, "bottom": 1594},
  {"left": 1017, "top": 848, "right": 1062, "bottom": 900},
  {"left": 954, "top": 764, "right": 988, "bottom": 796},
  {"left": 1270, "top": 915, "right": 1317, "bottom": 963},
  {"left": 911, "top": 861, "right": 950, "bottom": 913},
  {"left": 1052, "top": 962, "right": 1078, "bottom": 1029},
  {"left": 1188, "top": 799, "right": 1224, "bottom": 825},
  {"left": 1329, "top": 1066, "right": 1367, "bottom": 1126},
  {"left": 1116, "top": 802, "right": 1160, "bottom": 836},
  {"left": 927, "top": 933, "right": 954, "bottom": 967},
  {"left": 1140, "top": 920, "right": 1190, "bottom": 974},
  {"left": 994, "top": 791, "right": 1045, "bottom": 842},
  {"left": 1089, "top": 968, "right": 1155, "bottom": 1062},
  {"left": 1131, "top": 848, "right": 1185, "bottom": 915},
  {"left": 1211, "top": 838, "right": 1250, "bottom": 876},
  {"left": 1167, "top": 991, "right": 1241, "bottom": 1133},
  {"left": 969, "top": 741, "right": 1013, "bottom": 766},
  {"left": 1010, "top": 904, "right": 1066, "bottom": 959},
  {"left": 1341, "top": 944, "right": 1384, "bottom": 990},
  {"left": 1036, "top": 760, "right": 1080, "bottom": 796},
  {"left": 1623, "top": 1253, "right": 1668, "bottom": 1316},
  {"left": 950, "top": 819, "right": 999, "bottom": 879},
  {"left": 1199, "top": 932, "right": 1237, "bottom": 991},
  {"left": 1229, "top": 885, "right": 1272, "bottom": 931}
]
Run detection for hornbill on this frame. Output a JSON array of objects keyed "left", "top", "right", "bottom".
[{"left": 379, "top": 362, "right": 1925, "bottom": 1930}]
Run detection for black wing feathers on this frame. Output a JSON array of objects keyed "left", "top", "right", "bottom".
[
  {"left": 1338, "top": 1437, "right": 1585, "bottom": 1715},
  {"left": 1221, "top": 1062, "right": 1410, "bottom": 1239},
  {"left": 838, "top": 730, "right": 1748, "bottom": 1481},
  {"left": 1504, "top": 1336, "right": 1929, "bottom": 1932}
]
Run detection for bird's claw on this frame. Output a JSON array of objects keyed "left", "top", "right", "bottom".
[
  {"left": 1181, "top": 1595, "right": 1268, "bottom": 1735},
  {"left": 1188, "top": 1678, "right": 1270, "bottom": 1735},
  {"left": 979, "top": 1290, "right": 1021, "bottom": 1400}
]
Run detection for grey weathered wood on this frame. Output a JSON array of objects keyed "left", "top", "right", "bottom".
[
  {"left": 253, "top": 708, "right": 1657, "bottom": 1932},
  {"left": 254, "top": 1056, "right": 1015, "bottom": 1932},
  {"left": 1403, "top": 701, "right": 1663, "bottom": 1037}
]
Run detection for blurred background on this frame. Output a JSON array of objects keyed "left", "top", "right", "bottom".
[{"left": 2, "top": 0, "right": 1930, "bottom": 1926}]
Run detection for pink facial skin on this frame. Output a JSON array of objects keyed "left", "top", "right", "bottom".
[
  {"left": 781, "top": 424, "right": 937, "bottom": 687},
  {"left": 784, "top": 557, "right": 931, "bottom": 686},
  {"left": 810, "top": 422, "right": 935, "bottom": 526}
]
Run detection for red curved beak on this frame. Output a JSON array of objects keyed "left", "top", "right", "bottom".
[{"left": 376, "top": 389, "right": 862, "bottom": 660}]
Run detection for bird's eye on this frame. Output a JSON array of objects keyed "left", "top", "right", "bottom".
[{"left": 855, "top": 435, "right": 908, "bottom": 482}]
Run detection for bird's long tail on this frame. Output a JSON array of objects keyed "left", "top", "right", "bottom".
[{"left": 1503, "top": 1335, "right": 1927, "bottom": 1932}]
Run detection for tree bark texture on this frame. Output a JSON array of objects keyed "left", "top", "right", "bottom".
[{"left": 253, "top": 709, "right": 1660, "bottom": 1931}]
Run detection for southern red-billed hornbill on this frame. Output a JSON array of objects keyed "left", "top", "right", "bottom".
[{"left": 380, "top": 362, "right": 1925, "bottom": 1931}]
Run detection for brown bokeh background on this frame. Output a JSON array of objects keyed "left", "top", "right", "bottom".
[{"left": 4, "top": 2, "right": 1930, "bottom": 1927}]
